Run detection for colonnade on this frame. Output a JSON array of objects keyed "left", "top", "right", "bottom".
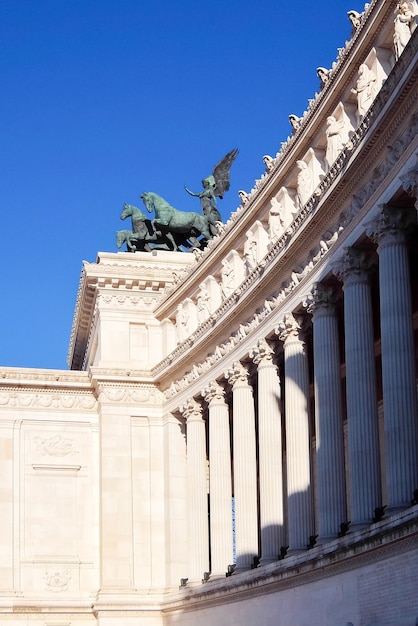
[{"left": 178, "top": 205, "right": 418, "bottom": 583}]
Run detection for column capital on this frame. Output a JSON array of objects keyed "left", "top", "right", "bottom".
[
  {"left": 249, "top": 337, "right": 275, "bottom": 367},
  {"left": 304, "top": 284, "right": 337, "bottom": 318},
  {"left": 332, "top": 247, "right": 374, "bottom": 286},
  {"left": 400, "top": 156, "right": 418, "bottom": 213},
  {"left": 225, "top": 361, "right": 249, "bottom": 388},
  {"left": 179, "top": 397, "right": 203, "bottom": 421},
  {"left": 365, "top": 204, "right": 416, "bottom": 248},
  {"left": 275, "top": 312, "right": 304, "bottom": 345},
  {"left": 202, "top": 381, "right": 226, "bottom": 406}
]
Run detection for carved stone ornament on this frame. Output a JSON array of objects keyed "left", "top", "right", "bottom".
[
  {"left": 0, "top": 390, "right": 96, "bottom": 411},
  {"left": 332, "top": 247, "right": 374, "bottom": 285},
  {"left": 97, "top": 385, "right": 161, "bottom": 405},
  {"left": 303, "top": 284, "right": 337, "bottom": 317},
  {"left": 44, "top": 569, "right": 71, "bottom": 592},
  {"left": 249, "top": 338, "right": 274, "bottom": 367},
  {"left": 365, "top": 204, "right": 416, "bottom": 247},
  {"left": 224, "top": 361, "right": 249, "bottom": 387},
  {"left": 179, "top": 397, "right": 203, "bottom": 420},
  {"left": 202, "top": 381, "right": 226, "bottom": 405},
  {"left": 35, "top": 435, "right": 78, "bottom": 457},
  {"left": 275, "top": 312, "right": 303, "bottom": 344}
]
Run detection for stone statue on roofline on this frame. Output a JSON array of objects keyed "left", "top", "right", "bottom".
[{"left": 184, "top": 149, "right": 239, "bottom": 235}]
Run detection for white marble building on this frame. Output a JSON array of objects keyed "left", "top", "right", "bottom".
[{"left": 1, "top": 1, "right": 418, "bottom": 624}]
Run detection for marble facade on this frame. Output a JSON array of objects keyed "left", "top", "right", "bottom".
[{"left": 1, "top": 1, "right": 418, "bottom": 624}]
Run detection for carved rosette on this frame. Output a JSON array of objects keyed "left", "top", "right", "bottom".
[
  {"left": 224, "top": 361, "right": 249, "bottom": 389},
  {"left": 179, "top": 397, "right": 203, "bottom": 422},
  {"left": 332, "top": 247, "right": 374, "bottom": 287},
  {"left": 365, "top": 204, "right": 416, "bottom": 250},
  {"left": 202, "top": 381, "right": 226, "bottom": 407},
  {"left": 249, "top": 338, "right": 275, "bottom": 369}
]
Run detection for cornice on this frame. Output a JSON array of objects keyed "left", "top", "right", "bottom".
[
  {"left": 154, "top": 60, "right": 418, "bottom": 393},
  {"left": 67, "top": 251, "right": 194, "bottom": 370},
  {"left": 0, "top": 367, "right": 91, "bottom": 387},
  {"left": 153, "top": 0, "right": 395, "bottom": 319}
]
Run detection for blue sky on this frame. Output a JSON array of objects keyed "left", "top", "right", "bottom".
[{"left": 0, "top": 0, "right": 361, "bottom": 370}]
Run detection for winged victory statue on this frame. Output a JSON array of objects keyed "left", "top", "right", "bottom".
[{"left": 184, "top": 148, "right": 239, "bottom": 235}]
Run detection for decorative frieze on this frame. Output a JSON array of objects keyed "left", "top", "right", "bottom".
[
  {"left": 96, "top": 385, "right": 162, "bottom": 406},
  {"left": 0, "top": 389, "right": 97, "bottom": 411}
]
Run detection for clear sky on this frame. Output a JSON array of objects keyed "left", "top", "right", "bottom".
[{"left": 0, "top": 0, "right": 362, "bottom": 370}]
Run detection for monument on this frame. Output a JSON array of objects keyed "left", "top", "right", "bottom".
[{"left": 1, "top": 2, "right": 418, "bottom": 625}]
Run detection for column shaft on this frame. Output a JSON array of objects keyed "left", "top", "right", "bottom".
[
  {"left": 226, "top": 362, "right": 258, "bottom": 570},
  {"left": 203, "top": 382, "right": 233, "bottom": 577},
  {"left": 181, "top": 399, "right": 209, "bottom": 582},
  {"left": 368, "top": 207, "right": 418, "bottom": 508},
  {"left": 277, "top": 314, "right": 314, "bottom": 553},
  {"left": 335, "top": 249, "right": 381, "bottom": 526},
  {"left": 309, "top": 288, "right": 346, "bottom": 542},
  {"left": 250, "top": 339, "right": 284, "bottom": 563}
]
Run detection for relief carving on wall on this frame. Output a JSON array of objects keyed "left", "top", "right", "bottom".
[
  {"left": 44, "top": 569, "right": 71, "bottom": 592},
  {"left": 34, "top": 435, "right": 79, "bottom": 457},
  {"left": 0, "top": 390, "right": 97, "bottom": 411}
]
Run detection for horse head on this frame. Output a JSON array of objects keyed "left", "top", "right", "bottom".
[
  {"left": 120, "top": 203, "right": 134, "bottom": 220},
  {"left": 120, "top": 202, "right": 148, "bottom": 222},
  {"left": 116, "top": 229, "right": 130, "bottom": 249},
  {"left": 140, "top": 192, "right": 154, "bottom": 214}
]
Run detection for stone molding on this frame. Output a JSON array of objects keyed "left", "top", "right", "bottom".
[
  {"left": 96, "top": 384, "right": 162, "bottom": 406},
  {"left": 157, "top": 1, "right": 410, "bottom": 306},
  {"left": 0, "top": 388, "right": 97, "bottom": 411}
]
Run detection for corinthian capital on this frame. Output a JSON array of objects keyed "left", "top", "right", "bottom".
[
  {"left": 303, "top": 284, "right": 337, "bottom": 317},
  {"left": 179, "top": 397, "right": 203, "bottom": 421},
  {"left": 332, "top": 247, "right": 373, "bottom": 284},
  {"left": 249, "top": 337, "right": 274, "bottom": 367},
  {"left": 225, "top": 361, "right": 249, "bottom": 387},
  {"left": 400, "top": 156, "right": 418, "bottom": 211},
  {"left": 275, "top": 312, "right": 303, "bottom": 344},
  {"left": 202, "top": 381, "right": 226, "bottom": 406},
  {"left": 365, "top": 204, "right": 416, "bottom": 246}
]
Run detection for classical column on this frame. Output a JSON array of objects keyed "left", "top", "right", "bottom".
[
  {"left": 179, "top": 398, "right": 209, "bottom": 582},
  {"left": 202, "top": 381, "right": 233, "bottom": 578},
  {"left": 305, "top": 286, "right": 346, "bottom": 542},
  {"left": 249, "top": 338, "right": 284, "bottom": 563},
  {"left": 366, "top": 205, "right": 418, "bottom": 510},
  {"left": 225, "top": 361, "right": 258, "bottom": 570},
  {"left": 333, "top": 248, "right": 381, "bottom": 527},
  {"left": 276, "top": 313, "right": 314, "bottom": 553}
]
